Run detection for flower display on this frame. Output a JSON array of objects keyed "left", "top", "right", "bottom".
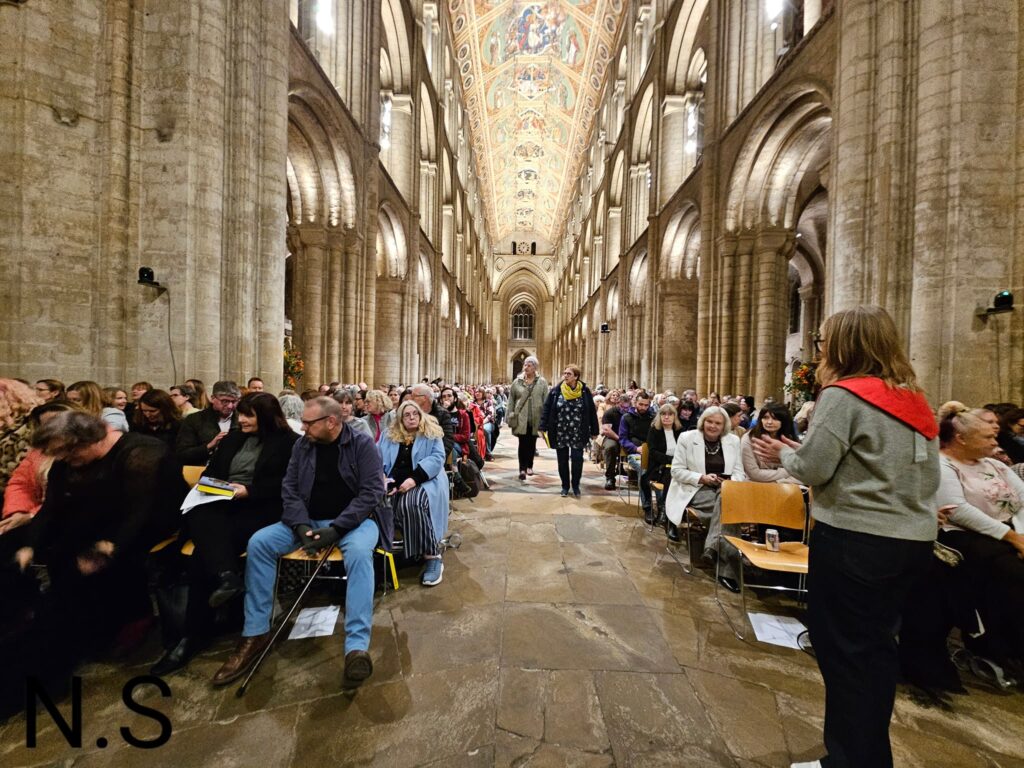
[
  {"left": 785, "top": 361, "right": 818, "bottom": 403},
  {"left": 283, "top": 346, "right": 304, "bottom": 389}
]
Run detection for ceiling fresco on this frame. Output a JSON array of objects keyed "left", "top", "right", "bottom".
[{"left": 448, "top": 0, "right": 627, "bottom": 245}]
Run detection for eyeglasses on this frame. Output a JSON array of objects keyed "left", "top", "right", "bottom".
[
  {"left": 301, "top": 415, "right": 330, "bottom": 427},
  {"left": 213, "top": 396, "right": 239, "bottom": 405}
]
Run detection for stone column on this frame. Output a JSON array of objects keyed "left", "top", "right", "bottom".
[
  {"left": 659, "top": 95, "right": 687, "bottom": 205},
  {"left": 325, "top": 230, "right": 345, "bottom": 382},
  {"left": 752, "top": 229, "right": 794, "bottom": 402},
  {"left": 295, "top": 226, "right": 327, "bottom": 387},
  {"left": 342, "top": 227, "right": 362, "bottom": 383},
  {"left": 374, "top": 277, "right": 404, "bottom": 386},
  {"left": 384, "top": 93, "right": 414, "bottom": 201}
]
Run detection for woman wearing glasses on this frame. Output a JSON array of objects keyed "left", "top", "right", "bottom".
[{"left": 539, "top": 364, "right": 599, "bottom": 498}]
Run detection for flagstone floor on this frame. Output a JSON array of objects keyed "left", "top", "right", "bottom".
[{"left": 4, "top": 433, "right": 1024, "bottom": 767}]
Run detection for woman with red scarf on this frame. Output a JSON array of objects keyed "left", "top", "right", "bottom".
[{"left": 753, "top": 306, "right": 940, "bottom": 768}]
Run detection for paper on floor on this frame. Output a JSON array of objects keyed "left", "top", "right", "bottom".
[
  {"left": 747, "top": 612, "right": 807, "bottom": 650},
  {"left": 287, "top": 605, "right": 341, "bottom": 640}
]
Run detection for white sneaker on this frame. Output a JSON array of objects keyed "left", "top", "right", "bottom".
[{"left": 791, "top": 761, "right": 822, "bottom": 768}]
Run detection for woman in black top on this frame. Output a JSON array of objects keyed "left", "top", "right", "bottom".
[
  {"left": 539, "top": 364, "right": 599, "bottom": 498},
  {"left": 646, "top": 403, "right": 684, "bottom": 495},
  {"left": 152, "top": 392, "right": 297, "bottom": 676},
  {"left": 132, "top": 389, "right": 182, "bottom": 449}
]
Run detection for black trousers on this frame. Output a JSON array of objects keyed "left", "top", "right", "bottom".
[
  {"left": 517, "top": 433, "right": 538, "bottom": 471},
  {"left": 808, "top": 522, "right": 932, "bottom": 768},
  {"left": 938, "top": 528, "right": 1024, "bottom": 663},
  {"left": 185, "top": 500, "right": 280, "bottom": 579},
  {"left": 555, "top": 446, "right": 584, "bottom": 492}
]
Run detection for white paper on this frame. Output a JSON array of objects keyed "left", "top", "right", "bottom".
[
  {"left": 747, "top": 612, "right": 807, "bottom": 650},
  {"left": 180, "top": 485, "right": 234, "bottom": 514},
  {"left": 287, "top": 605, "right": 341, "bottom": 640}
]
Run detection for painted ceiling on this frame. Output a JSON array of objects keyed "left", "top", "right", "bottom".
[{"left": 448, "top": 0, "right": 627, "bottom": 245}]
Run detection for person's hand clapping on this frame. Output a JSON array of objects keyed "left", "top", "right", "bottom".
[{"left": 751, "top": 434, "right": 800, "bottom": 464}]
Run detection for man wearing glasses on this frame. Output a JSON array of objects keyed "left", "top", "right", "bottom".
[
  {"left": 211, "top": 397, "right": 390, "bottom": 689},
  {"left": 175, "top": 380, "right": 241, "bottom": 465}
]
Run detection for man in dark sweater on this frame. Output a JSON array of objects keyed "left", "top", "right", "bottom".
[
  {"left": 211, "top": 397, "right": 388, "bottom": 689},
  {"left": 175, "top": 380, "right": 240, "bottom": 465},
  {"left": 619, "top": 390, "right": 656, "bottom": 521}
]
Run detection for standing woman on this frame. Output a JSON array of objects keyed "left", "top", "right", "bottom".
[
  {"left": 378, "top": 401, "right": 449, "bottom": 587},
  {"left": 506, "top": 356, "right": 549, "bottom": 481},
  {"left": 753, "top": 306, "right": 940, "bottom": 768},
  {"left": 151, "top": 392, "right": 298, "bottom": 675},
  {"left": 539, "top": 364, "right": 599, "bottom": 498}
]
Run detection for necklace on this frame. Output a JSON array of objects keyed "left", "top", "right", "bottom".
[{"left": 704, "top": 440, "right": 721, "bottom": 455}]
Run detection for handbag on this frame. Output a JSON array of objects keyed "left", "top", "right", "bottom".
[
  {"left": 932, "top": 540, "right": 963, "bottom": 568},
  {"left": 507, "top": 379, "right": 537, "bottom": 431}
]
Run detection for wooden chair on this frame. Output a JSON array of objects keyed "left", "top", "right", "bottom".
[
  {"left": 714, "top": 480, "right": 809, "bottom": 640},
  {"left": 148, "top": 465, "right": 208, "bottom": 554}
]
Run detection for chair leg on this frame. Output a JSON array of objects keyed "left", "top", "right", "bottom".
[{"left": 713, "top": 536, "right": 745, "bottom": 641}]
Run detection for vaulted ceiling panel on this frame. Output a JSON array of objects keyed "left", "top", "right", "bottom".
[{"left": 449, "top": 0, "right": 627, "bottom": 243}]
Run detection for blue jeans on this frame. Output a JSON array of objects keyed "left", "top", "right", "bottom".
[
  {"left": 482, "top": 422, "right": 494, "bottom": 450},
  {"left": 627, "top": 454, "right": 652, "bottom": 512},
  {"left": 242, "top": 517, "right": 379, "bottom": 654}
]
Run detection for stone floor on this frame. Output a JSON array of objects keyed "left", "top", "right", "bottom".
[{"left": 4, "top": 433, "right": 1024, "bottom": 767}]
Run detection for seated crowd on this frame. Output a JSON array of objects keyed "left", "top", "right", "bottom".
[
  {"left": 0, "top": 375, "right": 507, "bottom": 718},
  {"left": 1, "top": 368, "right": 1020, "bottom": 719}
]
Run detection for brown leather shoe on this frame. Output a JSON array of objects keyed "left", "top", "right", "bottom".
[
  {"left": 211, "top": 633, "right": 271, "bottom": 687},
  {"left": 343, "top": 649, "right": 373, "bottom": 686}
]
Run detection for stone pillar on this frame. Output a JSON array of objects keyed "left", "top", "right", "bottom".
[
  {"left": 295, "top": 226, "right": 327, "bottom": 387},
  {"left": 342, "top": 227, "right": 362, "bottom": 383},
  {"left": 325, "top": 230, "right": 344, "bottom": 382},
  {"left": 659, "top": 95, "right": 687, "bottom": 205},
  {"left": 374, "top": 278, "right": 404, "bottom": 386},
  {"left": 752, "top": 229, "right": 794, "bottom": 402},
  {"left": 805, "top": 0, "right": 823, "bottom": 29},
  {"left": 385, "top": 93, "right": 414, "bottom": 201}
]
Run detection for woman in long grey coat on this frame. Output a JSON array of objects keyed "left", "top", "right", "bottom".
[{"left": 505, "top": 356, "right": 549, "bottom": 481}]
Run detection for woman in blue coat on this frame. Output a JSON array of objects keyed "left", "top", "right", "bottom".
[
  {"left": 539, "top": 364, "right": 600, "bottom": 498},
  {"left": 378, "top": 400, "right": 449, "bottom": 586}
]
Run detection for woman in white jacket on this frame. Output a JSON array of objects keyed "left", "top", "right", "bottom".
[{"left": 664, "top": 405, "right": 746, "bottom": 591}]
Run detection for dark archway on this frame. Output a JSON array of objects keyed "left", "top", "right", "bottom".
[{"left": 511, "top": 349, "right": 529, "bottom": 380}]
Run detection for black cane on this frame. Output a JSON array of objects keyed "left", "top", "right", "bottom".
[{"left": 235, "top": 544, "right": 337, "bottom": 697}]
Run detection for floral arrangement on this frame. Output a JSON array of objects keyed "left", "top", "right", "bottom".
[
  {"left": 784, "top": 361, "right": 818, "bottom": 403},
  {"left": 283, "top": 346, "right": 304, "bottom": 389}
]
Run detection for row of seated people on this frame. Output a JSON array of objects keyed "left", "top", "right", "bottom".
[
  {"left": 0, "top": 377, "right": 470, "bottom": 720},
  {"left": 595, "top": 379, "right": 1024, "bottom": 694}
]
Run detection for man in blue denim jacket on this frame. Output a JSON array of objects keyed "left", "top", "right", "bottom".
[{"left": 212, "top": 397, "right": 389, "bottom": 688}]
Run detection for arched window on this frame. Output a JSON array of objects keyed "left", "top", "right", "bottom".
[{"left": 511, "top": 303, "right": 535, "bottom": 341}]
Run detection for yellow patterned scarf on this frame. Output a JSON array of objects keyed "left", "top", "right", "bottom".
[{"left": 560, "top": 380, "right": 583, "bottom": 401}]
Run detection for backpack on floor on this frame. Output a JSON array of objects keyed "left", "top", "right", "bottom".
[{"left": 457, "top": 459, "right": 483, "bottom": 499}]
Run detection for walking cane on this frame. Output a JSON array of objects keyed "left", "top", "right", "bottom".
[{"left": 236, "top": 543, "right": 337, "bottom": 697}]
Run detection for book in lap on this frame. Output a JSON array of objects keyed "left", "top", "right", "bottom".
[{"left": 197, "top": 476, "right": 236, "bottom": 497}]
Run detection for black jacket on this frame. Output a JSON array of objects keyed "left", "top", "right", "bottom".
[
  {"left": 646, "top": 423, "right": 684, "bottom": 483},
  {"left": 175, "top": 407, "right": 238, "bottom": 466},
  {"left": 539, "top": 383, "right": 600, "bottom": 447},
  {"left": 429, "top": 402, "right": 456, "bottom": 457},
  {"left": 205, "top": 428, "right": 298, "bottom": 512}
]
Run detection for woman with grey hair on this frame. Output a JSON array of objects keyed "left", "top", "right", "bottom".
[
  {"left": 278, "top": 393, "right": 305, "bottom": 434},
  {"left": 664, "top": 405, "right": 747, "bottom": 591},
  {"left": 505, "top": 356, "right": 549, "bottom": 481}
]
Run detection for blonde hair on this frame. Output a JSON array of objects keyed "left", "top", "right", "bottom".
[
  {"left": 697, "top": 405, "right": 731, "bottom": 436},
  {"left": 386, "top": 401, "right": 444, "bottom": 444},
  {"left": 657, "top": 402, "right": 681, "bottom": 430},
  {"left": 67, "top": 380, "right": 104, "bottom": 416},
  {"left": 817, "top": 306, "right": 920, "bottom": 391},
  {"left": 364, "top": 389, "right": 391, "bottom": 413},
  {"left": 0, "top": 379, "right": 42, "bottom": 430}
]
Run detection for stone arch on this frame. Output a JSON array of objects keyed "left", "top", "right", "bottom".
[
  {"left": 725, "top": 83, "right": 833, "bottom": 232},
  {"left": 661, "top": 203, "right": 702, "bottom": 280},
  {"left": 418, "top": 252, "right": 433, "bottom": 302},
  {"left": 665, "top": 0, "right": 710, "bottom": 95},
  {"left": 495, "top": 260, "right": 555, "bottom": 299},
  {"left": 440, "top": 278, "right": 450, "bottom": 319},
  {"left": 376, "top": 203, "right": 408, "bottom": 279},
  {"left": 380, "top": 0, "right": 412, "bottom": 92},
  {"left": 419, "top": 82, "right": 435, "bottom": 161},
  {"left": 609, "top": 152, "right": 625, "bottom": 206},
  {"left": 631, "top": 85, "right": 654, "bottom": 164},
  {"left": 287, "top": 91, "right": 358, "bottom": 228},
  {"left": 627, "top": 252, "right": 649, "bottom": 305}
]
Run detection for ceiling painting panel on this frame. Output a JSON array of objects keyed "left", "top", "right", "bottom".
[{"left": 449, "top": 0, "right": 626, "bottom": 244}]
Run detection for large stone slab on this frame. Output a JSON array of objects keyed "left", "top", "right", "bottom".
[{"left": 502, "top": 603, "right": 678, "bottom": 672}]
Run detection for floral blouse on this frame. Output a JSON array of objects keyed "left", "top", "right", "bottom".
[{"left": 938, "top": 454, "right": 1024, "bottom": 539}]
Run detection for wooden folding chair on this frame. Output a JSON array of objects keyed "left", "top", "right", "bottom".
[{"left": 714, "top": 480, "right": 809, "bottom": 640}]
